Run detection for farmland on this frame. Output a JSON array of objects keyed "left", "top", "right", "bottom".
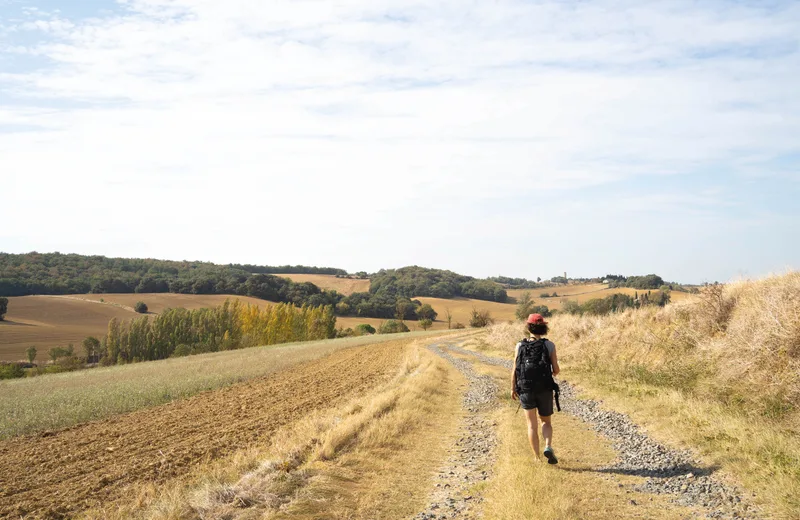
[
  {"left": 274, "top": 273, "right": 370, "bottom": 295},
  {"left": 0, "top": 283, "right": 696, "bottom": 361},
  {"left": 0, "top": 294, "right": 278, "bottom": 361}
]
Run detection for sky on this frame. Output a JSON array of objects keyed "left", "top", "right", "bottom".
[{"left": 1, "top": 0, "right": 798, "bottom": 284}]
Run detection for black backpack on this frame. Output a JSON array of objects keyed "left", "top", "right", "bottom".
[{"left": 515, "top": 338, "right": 554, "bottom": 393}]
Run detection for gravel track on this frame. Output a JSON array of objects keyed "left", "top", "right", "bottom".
[
  {"left": 446, "top": 345, "right": 761, "bottom": 520},
  {"left": 413, "top": 343, "right": 500, "bottom": 520}
]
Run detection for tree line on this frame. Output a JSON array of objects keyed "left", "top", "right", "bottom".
[
  {"left": 0, "top": 252, "right": 347, "bottom": 298},
  {"left": 99, "top": 300, "right": 336, "bottom": 365},
  {"left": 369, "top": 266, "right": 507, "bottom": 303}
]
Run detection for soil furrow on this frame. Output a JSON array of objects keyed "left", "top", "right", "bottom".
[{"left": 0, "top": 340, "right": 409, "bottom": 519}]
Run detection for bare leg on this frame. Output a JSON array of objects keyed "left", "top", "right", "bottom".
[
  {"left": 540, "top": 414, "right": 553, "bottom": 448},
  {"left": 524, "top": 409, "right": 540, "bottom": 459}
]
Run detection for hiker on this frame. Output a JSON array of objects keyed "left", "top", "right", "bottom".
[{"left": 511, "top": 313, "right": 561, "bottom": 464}]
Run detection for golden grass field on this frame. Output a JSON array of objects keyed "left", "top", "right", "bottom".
[{"left": 274, "top": 274, "right": 370, "bottom": 295}]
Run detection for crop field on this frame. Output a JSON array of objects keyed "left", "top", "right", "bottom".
[
  {"left": 0, "top": 333, "right": 459, "bottom": 518},
  {"left": 507, "top": 283, "right": 696, "bottom": 308},
  {"left": 0, "top": 294, "right": 279, "bottom": 361},
  {"left": 274, "top": 273, "right": 370, "bottom": 295}
]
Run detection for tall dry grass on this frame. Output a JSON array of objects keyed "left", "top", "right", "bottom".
[{"left": 484, "top": 272, "right": 800, "bottom": 518}]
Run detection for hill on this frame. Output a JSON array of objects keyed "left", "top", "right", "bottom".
[
  {"left": 275, "top": 274, "right": 370, "bottom": 295},
  {"left": 0, "top": 294, "right": 278, "bottom": 361}
]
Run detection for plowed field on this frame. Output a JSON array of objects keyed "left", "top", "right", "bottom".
[{"left": 0, "top": 339, "right": 410, "bottom": 519}]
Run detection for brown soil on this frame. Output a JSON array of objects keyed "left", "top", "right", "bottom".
[{"left": 0, "top": 339, "right": 410, "bottom": 519}]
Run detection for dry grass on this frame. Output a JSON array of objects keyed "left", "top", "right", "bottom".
[
  {"left": 483, "top": 272, "right": 800, "bottom": 518},
  {"left": 272, "top": 274, "right": 371, "bottom": 295},
  {"left": 506, "top": 283, "right": 696, "bottom": 309},
  {"left": 83, "top": 343, "right": 464, "bottom": 520},
  {"left": 0, "top": 331, "right": 447, "bottom": 439}
]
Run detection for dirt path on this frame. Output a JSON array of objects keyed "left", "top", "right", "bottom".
[
  {"left": 0, "top": 339, "right": 410, "bottom": 519},
  {"left": 414, "top": 342, "right": 499, "bottom": 519},
  {"left": 448, "top": 345, "right": 760, "bottom": 520}
]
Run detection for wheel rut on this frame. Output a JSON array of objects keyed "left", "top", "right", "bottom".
[
  {"left": 414, "top": 341, "right": 499, "bottom": 520},
  {"left": 447, "top": 345, "right": 762, "bottom": 520}
]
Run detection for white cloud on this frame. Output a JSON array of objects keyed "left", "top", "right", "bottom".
[{"left": 1, "top": 0, "right": 799, "bottom": 281}]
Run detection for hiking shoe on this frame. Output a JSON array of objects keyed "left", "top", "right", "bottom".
[{"left": 544, "top": 447, "right": 558, "bottom": 465}]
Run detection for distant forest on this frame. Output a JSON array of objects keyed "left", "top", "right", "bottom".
[
  {"left": 370, "top": 266, "right": 508, "bottom": 303},
  {"left": 0, "top": 253, "right": 508, "bottom": 321}
]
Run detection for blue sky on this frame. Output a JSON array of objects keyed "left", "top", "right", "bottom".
[{"left": 1, "top": 0, "right": 798, "bottom": 284}]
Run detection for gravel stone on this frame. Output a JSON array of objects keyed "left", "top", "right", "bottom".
[
  {"left": 413, "top": 343, "right": 500, "bottom": 519},
  {"left": 444, "top": 344, "right": 761, "bottom": 520}
]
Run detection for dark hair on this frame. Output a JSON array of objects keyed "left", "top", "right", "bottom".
[{"left": 527, "top": 323, "right": 549, "bottom": 336}]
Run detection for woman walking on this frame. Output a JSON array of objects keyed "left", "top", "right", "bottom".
[{"left": 511, "top": 313, "right": 561, "bottom": 463}]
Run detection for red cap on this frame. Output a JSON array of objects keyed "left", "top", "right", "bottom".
[{"left": 527, "top": 313, "right": 548, "bottom": 325}]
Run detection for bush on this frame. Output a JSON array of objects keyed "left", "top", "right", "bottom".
[
  {"left": 0, "top": 363, "right": 25, "bottom": 380},
  {"left": 354, "top": 324, "right": 376, "bottom": 336},
  {"left": 469, "top": 308, "right": 494, "bottom": 328},
  {"left": 26, "top": 346, "right": 37, "bottom": 364},
  {"left": 134, "top": 301, "right": 148, "bottom": 313},
  {"left": 171, "top": 344, "right": 192, "bottom": 357},
  {"left": 337, "top": 328, "right": 356, "bottom": 338},
  {"left": 378, "top": 320, "right": 410, "bottom": 334},
  {"left": 453, "top": 322, "right": 466, "bottom": 329},
  {"left": 418, "top": 318, "right": 433, "bottom": 330}
]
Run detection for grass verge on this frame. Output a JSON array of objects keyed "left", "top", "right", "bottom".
[
  {"left": 81, "top": 342, "right": 464, "bottom": 520},
  {"left": 0, "top": 330, "right": 451, "bottom": 439},
  {"left": 482, "top": 272, "right": 800, "bottom": 518}
]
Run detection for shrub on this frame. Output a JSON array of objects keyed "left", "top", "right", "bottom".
[
  {"left": 378, "top": 320, "right": 410, "bottom": 334},
  {"left": 172, "top": 344, "right": 192, "bottom": 357},
  {"left": 134, "top": 301, "right": 148, "bottom": 314},
  {"left": 0, "top": 363, "right": 25, "bottom": 380},
  {"left": 453, "top": 322, "right": 466, "bottom": 329},
  {"left": 469, "top": 308, "right": 494, "bottom": 328},
  {"left": 337, "top": 328, "right": 355, "bottom": 338},
  {"left": 26, "top": 346, "right": 37, "bottom": 364},
  {"left": 539, "top": 293, "right": 551, "bottom": 298},
  {"left": 418, "top": 318, "right": 433, "bottom": 331},
  {"left": 354, "top": 324, "right": 376, "bottom": 336}
]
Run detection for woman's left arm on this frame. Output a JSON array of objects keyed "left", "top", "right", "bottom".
[{"left": 550, "top": 344, "right": 560, "bottom": 377}]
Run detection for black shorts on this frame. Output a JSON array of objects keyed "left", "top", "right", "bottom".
[{"left": 519, "top": 390, "right": 554, "bottom": 416}]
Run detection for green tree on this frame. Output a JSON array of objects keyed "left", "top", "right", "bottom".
[
  {"left": 134, "top": 301, "right": 148, "bottom": 314},
  {"left": 515, "top": 291, "right": 535, "bottom": 320},
  {"left": 82, "top": 336, "right": 101, "bottom": 363},
  {"left": 417, "top": 303, "right": 438, "bottom": 321},
  {"left": 26, "top": 346, "right": 37, "bottom": 364},
  {"left": 395, "top": 299, "right": 413, "bottom": 322},
  {"left": 379, "top": 320, "right": 410, "bottom": 334},
  {"left": 0, "top": 297, "right": 7, "bottom": 321},
  {"left": 418, "top": 318, "right": 433, "bottom": 331}
]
